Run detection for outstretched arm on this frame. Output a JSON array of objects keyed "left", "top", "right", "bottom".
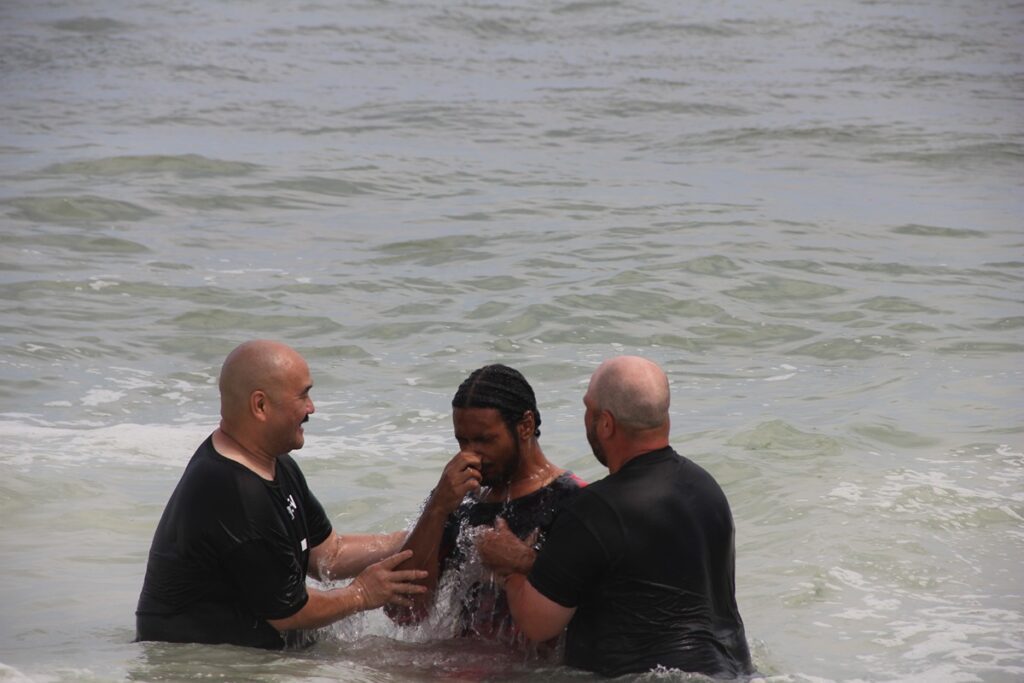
[
  {"left": 268, "top": 550, "right": 427, "bottom": 632},
  {"left": 384, "top": 450, "right": 483, "bottom": 624},
  {"left": 309, "top": 530, "right": 407, "bottom": 582}
]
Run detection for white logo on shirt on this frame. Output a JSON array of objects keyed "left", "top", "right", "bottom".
[{"left": 285, "top": 494, "right": 297, "bottom": 520}]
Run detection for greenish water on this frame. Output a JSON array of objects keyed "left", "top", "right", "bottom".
[{"left": 1, "top": 0, "right": 1022, "bottom": 680}]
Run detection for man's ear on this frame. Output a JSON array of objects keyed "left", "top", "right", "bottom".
[
  {"left": 517, "top": 410, "right": 536, "bottom": 441},
  {"left": 250, "top": 390, "right": 269, "bottom": 422},
  {"left": 599, "top": 410, "right": 615, "bottom": 439}
]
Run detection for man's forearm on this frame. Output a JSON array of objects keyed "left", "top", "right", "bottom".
[
  {"left": 267, "top": 584, "right": 365, "bottom": 632},
  {"left": 316, "top": 531, "right": 407, "bottom": 580},
  {"left": 504, "top": 574, "right": 531, "bottom": 630},
  {"left": 384, "top": 499, "right": 449, "bottom": 622}
]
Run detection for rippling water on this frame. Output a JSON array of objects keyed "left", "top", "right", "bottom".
[{"left": 1, "top": 0, "right": 1022, "bottom": 681}]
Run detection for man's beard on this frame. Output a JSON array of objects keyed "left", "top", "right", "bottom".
[
  {"left": 482, "top": 437, "right": 522, "bottom": 487},
  {"left": 587, "top": 421, "right": 607, "bottom": 466}
]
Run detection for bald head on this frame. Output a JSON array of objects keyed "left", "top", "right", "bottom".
[
  {"left": 588, "top": 356, "right": 670, "bottom": 432},
  {"left": 219, "top": 340, "right": 306, "bottom": 420}
]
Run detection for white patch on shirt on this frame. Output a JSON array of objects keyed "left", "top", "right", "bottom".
[{"left": 301, "top": 538, "right": 308, "bottom": 551}]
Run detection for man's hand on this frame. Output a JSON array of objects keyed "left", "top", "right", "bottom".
[
  {"left": 477, "top": 517, "right": 539, "bottom": 578},
  {"left": 430, "top": 449, "right": 483, "bottom": 514},
  {"left": 350, "top": 550, "right": 429, "bottom": 610}
]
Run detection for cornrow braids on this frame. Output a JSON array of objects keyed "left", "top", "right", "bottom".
[{"left": 452, "top": 364, "right": 542, "bottom": 438}]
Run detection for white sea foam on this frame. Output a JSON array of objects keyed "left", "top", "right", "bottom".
[
  {"left": 0, "top": 421, "right": 209, "bottom": 468},
  {"left": 764, "top": 372, "right": 796, "bottom": 382},
  {"left": 87, "top": 279, "right": 119, "bottom": 291},
  {"left": 0, "top": 663, "right": 54, "bottom": 683},
  {"left": 827, "top": 482, "right": 864, "bottom": 502},
  {"left": 79, "top": 389, "right": 125, "bottom": 406},
  {"left": 0, "top": 418, "right": 452, "bottom": 468}
]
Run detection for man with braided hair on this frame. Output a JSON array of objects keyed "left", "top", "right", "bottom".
[{"left": 385, "top": 364, "right": 585, "bottom": 642}]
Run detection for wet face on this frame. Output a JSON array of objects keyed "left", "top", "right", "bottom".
[
  {"left": 266, "top": 355, "right": 315, "bottom": 453},
  {"left": 583, "top": 390, "right": 607, "bottom": 467},
  {"left": 452, "top": 407, "right": 522, "bottom": 487}
]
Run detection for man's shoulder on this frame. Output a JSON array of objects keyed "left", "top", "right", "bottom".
[
  {"left": 160, "top": 439, "right": 251, "bottom": 532},
  {"left": 566, "top": 475, "right": 611, "bottom": 505},
  {"left": 526, "top": 470, "right": 586, "bottom": 506},
  {"left": 621, "top": 447, "right": 731, "bottom": 508},
  {"left": 178, "top": 437, "right": 267, "bottom": 505},
  {"left": 562, "top": 468, "right": 638, "bottom": 516},
  {"left": 179, "top": 436, "right": 228, "bottom": 482},
  {"left": 552, "top": 470, "right": 587, "bottom": 491},
  {"left": 669, "top": 448, "right": 729, "bottom": 494},
  {"left": 275, "top": 452, "right": 303, "bottom": 476}
]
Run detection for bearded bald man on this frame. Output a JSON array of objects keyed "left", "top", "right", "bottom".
[{"left": 478, "top": 356, "right": 754, "bottom": 677}]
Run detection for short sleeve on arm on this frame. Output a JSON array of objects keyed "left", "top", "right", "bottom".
[
  {"left": 303, "top": 489, "right": 333, "bottom": 550},
  {"left": 528, "top": 498, "right": 613, "bottom": 608},
  {"left": 223, "top": 539, "right": 309, "bottom": 620},
  {"left": 278, "top": 455, "right": 333, "bottom": 550}
]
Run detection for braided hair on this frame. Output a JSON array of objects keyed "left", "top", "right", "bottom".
[{"left": 452, "top": 364, "right": 542, "bottom": 438}]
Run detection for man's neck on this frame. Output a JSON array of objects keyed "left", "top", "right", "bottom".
[
  {"left": 213, "top": 425, "right": 277, "bottom": 480},
  {"left": 484, "top": 443, "right": 563, "bottom": 503}
]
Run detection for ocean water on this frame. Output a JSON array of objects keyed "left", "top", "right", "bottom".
[{"left": 1, "top": 0, "right": 1022, "bottom": 681}]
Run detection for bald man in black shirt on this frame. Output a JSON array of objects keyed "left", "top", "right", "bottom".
[
  {"left": 136, "top": 340, "right": 427, "bottom": 648},
  {"left": 478, "top": 356, "right": 754, "bottom": 677}
]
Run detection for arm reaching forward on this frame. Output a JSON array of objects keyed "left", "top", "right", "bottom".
[
  {"left": 308, "top": 530, "right": 408, "bottom": 582},
  {"left": 268, "top": 550, "right": 427, "bottom": 632}
]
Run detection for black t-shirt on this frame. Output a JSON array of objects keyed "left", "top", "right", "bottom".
[
  {"left": 529, "top": 447, "right": 754, "bottom": 678},
  {"left": 135, "top": 436, "right": 333, "bottom": 649},
  {"left": 438, "top": 471, "right": 585, "bottom": 640}
]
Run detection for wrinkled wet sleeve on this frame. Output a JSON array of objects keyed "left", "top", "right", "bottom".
[
  {"left": 303, "top": 489, "right": 333, "bottom": 550},
  {"left": 528, "top": 503, "right": 612, "bottom": 608},
  {"left": 223, "top": 539, "right": 309, "bottom": 620},
  {"left": 281, "top": 455, "right": 333, "bottom": 550}
]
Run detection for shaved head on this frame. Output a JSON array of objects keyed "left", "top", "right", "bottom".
[
  {"left": 587, "top": 356, "right": 670, "bottom": 432},
  {"left": 219, "top": 340, "right": 306, "bottom": 420}
]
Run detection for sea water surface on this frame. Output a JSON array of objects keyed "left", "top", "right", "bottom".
[{"left": 1, "top": 0, "right": 1022, "bottom": 681}]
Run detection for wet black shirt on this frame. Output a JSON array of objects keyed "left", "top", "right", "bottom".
[
  {"left": 529, "top": 448, "right": 753, "bottom": 678},
  {"left": 135, "top": 436, "right": 333, "bottom": 649},
  {"left": 439, "top": 471, "right": 586, "bottom": 640}
]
